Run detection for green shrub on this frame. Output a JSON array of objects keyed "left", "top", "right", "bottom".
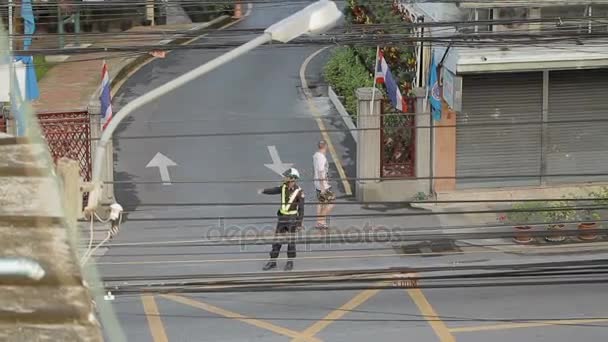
[
  {"left": 323, "top": 47, "right": 373, "bottom": 120},
  {"left": 505, "top": 201, "right": 545, "bottom": 226},
  {"left": 344, "top": 0, "right": 416, "bottom": 94},
  {"left": 540, "top": 200, "right": 576, "bottom": 225}
]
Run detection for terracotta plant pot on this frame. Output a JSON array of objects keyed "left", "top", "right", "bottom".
[
  {"left": 578, "top": 222, "right": 599, "bottom": 241},
  {"left": 514, "top": 226, "right": 533, "bottom": 244},
  {"left": 545, "top": 224, "right": 566, "bottom": 243}
]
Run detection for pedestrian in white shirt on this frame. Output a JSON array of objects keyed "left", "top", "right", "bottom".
[{"left": 313, "top": 140, "right": 335, "bottom": 229}]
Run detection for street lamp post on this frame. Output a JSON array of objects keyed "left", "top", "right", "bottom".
[{"left": 86, "top": 0, "right": 343, "bottom": 210}]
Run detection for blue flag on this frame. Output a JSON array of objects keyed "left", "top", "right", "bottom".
[
  {"left": 21, "top": 0, "right": 36, "bottom": 50},
  {"left": 428, "top": 53, "right": 442, "bottom": 121},
  {"left": 15, "top": 0, "right": 39, "bottom": 101}
]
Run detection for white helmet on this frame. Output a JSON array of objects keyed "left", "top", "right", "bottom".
[{"left": 282, "top": 168, "right": 300, "bottom": 180}]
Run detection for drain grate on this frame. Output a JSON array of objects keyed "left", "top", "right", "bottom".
[{"left": 395, "top": 239, "right": 461, "bottom": 257}]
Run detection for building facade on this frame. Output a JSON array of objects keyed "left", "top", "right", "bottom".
[{"left": 398, "top": 0, "right": 608, "bottom": 194}]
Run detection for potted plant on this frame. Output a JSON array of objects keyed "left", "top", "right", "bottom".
[
  {"left": 504, "top": 201, "right": 543, "bottom": 244},
  {"left": 541, "top": 201, "right": 575, "bottom": 243},
  {"left": 576, "top": 208, "right": 601, "bottom": 241}
]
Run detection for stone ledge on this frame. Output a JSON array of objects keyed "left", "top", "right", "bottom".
[
  {"left": 0, "top": 144, "right": 49, "bottom": 169},
  {"left": 0, "top": 323, "right": 102, "bottom": 342},
  {"left": 0, "top": 225, "right": 82, "bottom": 285},
  {"left": 0, "top": 177, "right": 64, "bottom": 217},
  {"left": 0, "top": 286, "right": 95, "bottom": 324}
]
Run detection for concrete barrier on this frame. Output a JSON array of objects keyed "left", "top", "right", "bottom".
[{"left": 328, "top": 86, "right": 358, "bottom": 144}]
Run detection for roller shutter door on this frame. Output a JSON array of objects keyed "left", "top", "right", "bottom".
[
  {"left": 456, "top": 73, "right": 543, "bottom": 188},
  {"left": 546, "top": 69, "right": 608, "bottom": 184}
]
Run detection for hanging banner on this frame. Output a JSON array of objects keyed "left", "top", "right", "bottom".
[
  {"left": 428, "top": 53, "right": 442, "bottom": 121},
  {"left": 441, "top": 67, "right": 462, "bottom": 112}
]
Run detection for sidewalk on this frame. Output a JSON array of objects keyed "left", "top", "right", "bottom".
[
  {"left": 413, "top": 201, "right": 608, "bottom": 255},
  {"left": 33, "top": 15, "right": 233, "bottom": 113}
]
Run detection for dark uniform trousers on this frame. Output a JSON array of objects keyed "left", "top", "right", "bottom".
[
  {"left": 270, "top": 215, "right": 298, "bottom": 259},
  {"left": 261, "top": 183, "right": 305, "bottom": 260}
]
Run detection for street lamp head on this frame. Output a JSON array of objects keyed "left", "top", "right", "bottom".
[{"left": 265, "top": 0, "right": 343, "bottom": 43}]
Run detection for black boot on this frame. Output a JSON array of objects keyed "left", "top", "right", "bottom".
[
  {"left": 263, "top": 261, "right": 277, "bottom": 271},
  {"left": 284, "top": 260, "right": 294, "bottom": 271}
]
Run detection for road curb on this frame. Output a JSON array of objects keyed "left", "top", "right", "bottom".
[
  {"left": 428, "top": 204, "right": 608, "bottom": 255},
  {"left": 328, "top": 85, "right": 358, "bottom": 144}
]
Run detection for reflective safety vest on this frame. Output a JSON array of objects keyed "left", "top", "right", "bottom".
[{"left": 280, "top": 184, "right": 301, "bottom": 215}]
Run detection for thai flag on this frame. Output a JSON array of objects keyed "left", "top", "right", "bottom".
[
  {"left": 374, "top": 50, "right": 407, "bottom": 112},
  {"left": 100, "top": 61, "right": 113, "bottom": 130}
]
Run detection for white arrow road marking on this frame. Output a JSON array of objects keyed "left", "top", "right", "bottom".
[
  {"left": 264, "top": 145, "right": 293, "bottom": 176},
  {"left": 146, "top": 152, "right": 177, "bottom": 185}
]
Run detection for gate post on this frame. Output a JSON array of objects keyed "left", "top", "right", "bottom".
[
  {"left": 234, "top": 0, "right": 243, "bottom": 18},
  {"left": 412, "top": 87, "right": 431, "bottom": 196},
  {"left": 57, "top": 157, "right": 82, "bottom": 227},
  {"left": 88, "top": 102, "right": 115, "bottom": 206},
  {"left": 355, "top": 87, "right": 383, "bottom": 202}
]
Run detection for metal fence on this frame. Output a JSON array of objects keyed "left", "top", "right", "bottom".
[
  {"left": 0, "top": 115, "right": 6, "bottom": 133},
  {"left": 380, "top": 97, "right": 416, "bottom": 178},
  {"left": 37, "top": 110, "right": 92, "bottom": 183}
]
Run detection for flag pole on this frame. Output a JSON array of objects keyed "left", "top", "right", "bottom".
[{"left": 370, "top": 46, "right": 380, "bottom": 116}]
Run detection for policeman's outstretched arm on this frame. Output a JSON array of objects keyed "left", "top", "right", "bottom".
[{"left": 258, "top": 186, "right": 282, "bottom": 195}]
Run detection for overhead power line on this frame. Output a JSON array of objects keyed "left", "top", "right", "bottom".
[
  {"left": 10, "top": 32, "right": 608, "bottom": 56},
  {"left": 100, "top": 258, "right": 608, "bottom": 281},
  {"left": 5, "top": 15, "right": 602, "bottom": 37},
  {"left": 107, "top": 173, "right": 608, "bottom": 185},
  {"left": 117, "top": 204, "right": 608, "bottom": 222},
  {"left": 74, "top": 115, "right": 608, "bottom": 141},
  {"left": 125, "top": 197, "right": 608, "bottom": 207}
]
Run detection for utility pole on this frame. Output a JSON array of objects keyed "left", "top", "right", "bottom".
[
  {"left": 8, "top": 0, "right": 13, "bottom": 51},
  {"left": 14, "top": 3, "right": 22, "bottom": 51},
  {"left": 8, "top": 0, "right": 13, "bottom": 116}
]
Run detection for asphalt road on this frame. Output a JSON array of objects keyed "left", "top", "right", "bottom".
[{"left": 97, "top": 2, "right": 608, "bottom": 342}]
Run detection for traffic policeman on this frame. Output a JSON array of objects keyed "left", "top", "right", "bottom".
[{"left": 258, "top": 168, "right": 305, "bottom": 271}]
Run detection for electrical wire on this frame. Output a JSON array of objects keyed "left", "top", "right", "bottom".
[
  {"left": 105, "top": 172, "right": 608, "bottom": 183},
  {"left": 121, "top": 197, "right": 608, "bottom": 207},
  {"left": 103, "top": 266, "right": 608, "bottom": 294},
  {"left": 92, "top": 214, "right": 608, "bottom": 248},
  {"left": 101, "top": 258, "right": 608, "bottom": 281},
  {"left": 40, "top": 115, "right": 608, "bottom": 144},
  {"left": 86, "top": 228, "right": 607, "bottom": 249},
  {"left": 115, "top": 204, "right": 608, "bottom": 222},
  {"left": 11, "top": 31, "right": 608, "bottom": 56},
  {"left": 104, "top": 266, "right": 608, "bottom": 287},
  {"left": 6, "top": 15, "right": 604, "bottom": 36},
  {"left": 88, "top": 242, "right": 608, "bottom": 259}
]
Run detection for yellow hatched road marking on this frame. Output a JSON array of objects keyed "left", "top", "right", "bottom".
[
  {"left": 141, "top": 295, "right": 170, "bottom": 342},
  {"left": 161, "top": 294, "right": 321, "bottom": 342},
  {"left": 291, "top": 288, "right": 381, "bottom": 341},
  {"left": 406, "top": 288, "right": 457, "bottom": 342},
  {"left": 450, "top": 318, "right": 608, "bottom": 333}
]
